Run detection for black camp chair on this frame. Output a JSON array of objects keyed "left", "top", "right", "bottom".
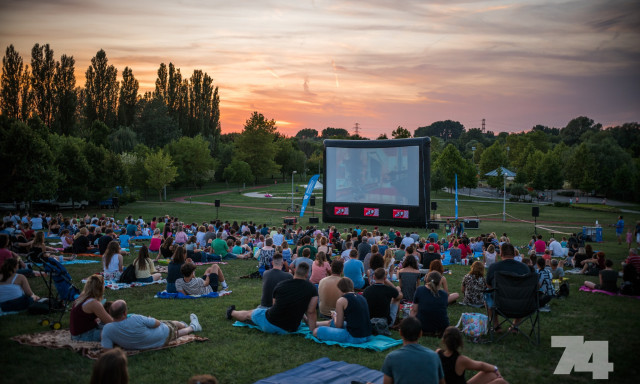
[{"left": 486, "top": 271, "right": 540, "bottom": 345}]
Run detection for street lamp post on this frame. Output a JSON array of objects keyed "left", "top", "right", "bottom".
[{"left": 291, "top": 170, "right": 297, "bottom": 212}]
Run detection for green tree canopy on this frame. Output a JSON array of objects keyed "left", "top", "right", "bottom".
[
  {"left": 414, "top": 120, "right": 464, "bottom": 141},
  {"left": 84, "top": 49, "right": 119, "bottom": 128},
  {"left": 1, "top": 45, "right": 24, "bottom": 119},
  {"left": 392, "top": 126, "right": 411, "bottom": 139},
  {"left": 479, "top": 141, "right": 509, "bottom": 176},
  {"left": 223, "top": 159, "right": 253, "bottom": 189},
  {"left": 321, "top": 127, "right": 349, "bottom": 138},
  {"left": 295, "top": 128, "right": 319, "bottom": 139},
  {"left": 165, "top": 135, "right": 217, "bottom": 188},
  {"left": 432, "top": 144, "right": 476, "bottom": 190},
  {"left": 134, "top": 97, "right": 180, "bottom": 148},
  {"left": 234, "top": 112, "right": 280, "bottom": 181},
  {"left": 0, "top": 117, "right": 58, "bottom": 202},
  {"left": 144, "top": 149, "right": 178, "bottom": 201}
]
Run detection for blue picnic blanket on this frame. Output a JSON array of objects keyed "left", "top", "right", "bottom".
[
  {"left": 233, "top": 321, "right": 401, "bottom": 351},
  {"left": 305, "top": 333, "right": 402, "bottom": 351},
  {"left": 255, "top": 357, "right": 383, "bottom": 384},
  {"left": 155, "top": 290, "right": 232, "bottom": 299},
  {"left": 233, "top": 321, "right": 311, "bottom": 335}
]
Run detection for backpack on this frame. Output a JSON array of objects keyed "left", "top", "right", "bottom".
[
  {"left": 119, "top": 264, "right": 137, "bottom": 284},
  {"left": 370, "top": 317, "right": 391, "bottom": 336},
  {"left": 456, "top": 313, "right": 488, "bottom": 342},
  {"left": 556, "top": 281, "right": 570, "bottom": 298}
]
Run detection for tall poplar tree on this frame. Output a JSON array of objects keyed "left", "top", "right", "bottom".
[
  {"left": 84, "top": 49, "right": 119, "bottom": 128},
  {"left": 1, "top": 45, "right": 24, "bottom": 119},
  {"left": 53, "top": 54, "right": 77, "bottom": 135},
  {"left": 118, "top": 66, "right": 139, "bottom": 127},
  {"left": 154, "top": 63, "right": 168, "bottom": 102},
  {"left": 30, "top": 43, "right": 56, "bottom": 128}
]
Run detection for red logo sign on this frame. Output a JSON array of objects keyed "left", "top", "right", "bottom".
[
  {"left": 364, "top": 208, "right": 379, "bottom": 217},
  {"left": 334, "top": 207, "right": 349, "bottom": 216},
  {"left": 393, "top": 209, "right": 409, "bottom": 219}
]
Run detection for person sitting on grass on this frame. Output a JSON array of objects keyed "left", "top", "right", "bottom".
[
  {"left": 232, "top": 239, "right": 252, "bottom": 260},
  {"left": 0, "top": 258, "right": 40, "bottom": 312},
  {"left": 226, "top": 262, "right": 317, "bottom": 334},
  {"left": 411, "top": 271, "right": 450, "bottom": 337},
  {"left": 155, "top": 237, "right": 175, "bottom": 262},
  {"left": 166, "top": 247, "right": 187, "bottom": 293},
  {"left": 310, "top": 251, "right": 331, "bottom": 285},
  {"left": 70, "top": 274, "right": 112, "bottom": 341},
  {"left": 363, "top": 267, "right": 403, "bottom": 328},
  {"left": 461, "top": 261, "right": 486, "bottom": 307},
  {"left": 176, "top": 262, "right": 228, "bottom": 296},
  {"left": 436, "top": 326, "right": 508, "bottom": 384},
  {"left": 313, "top": 276, "right": 372, "bottom": 344},
  {"left": 103, "top": 241, "right": 124, "bottom": 281},
  {"left": 318, "top": 259, "right": 344, "bottom": 318},
  {"left": 429, "top": 259, "right": 459, "bottom": 304},
  {"left": 550, "top": 259, "right": 565, "bottom": 280},
  {"left": 381, "top": 316, "right": 445, "bottom": 384},
  {"left": 133, "top": 245, "right": 162, "bottom": 283},
  {"left": 260, "top": 253, "right": 293, "bottom": 308},
  {"left": 579, "top": 251, "right": 606, "bottom": 275},
  {"left": 536, "top": 258, "right": 554, "bottom": 312},
  {"left": 584, "top": 259, "right": 618, "bottom": 293},
  {"left": 101, "top": 299, "right": 201, "bottom": 350},
  {"left": 398, "top": 254, "right": 421, "bottom": 303}
]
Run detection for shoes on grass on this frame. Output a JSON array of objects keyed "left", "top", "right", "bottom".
[
  {"left": 226, "top": 305, "right": 236, "bottom": 320},
  {"left": 539, "top": 305, "right": 551, "bottom": 312},
  {"left": 190, "top": 313, "right": 202, "bottom": 332}
]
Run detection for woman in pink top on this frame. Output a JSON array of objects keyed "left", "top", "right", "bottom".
[
  {"left": 148, "top": 229, "right": 162, "bottom": 252},
  {"left": 310, "top": 252, "right": 331, "bottom": 284}
]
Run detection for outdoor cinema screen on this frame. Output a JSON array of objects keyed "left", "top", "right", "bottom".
[{"left": 325, "top": 146, "right": 420, "bottom": 206}]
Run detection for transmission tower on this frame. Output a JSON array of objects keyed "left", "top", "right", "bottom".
[
  {"left": 354, "top": 122, "right": 360, "bottom": 136},
  {"left": 482, "top": 118, "right": 486, "bottom": 133}
]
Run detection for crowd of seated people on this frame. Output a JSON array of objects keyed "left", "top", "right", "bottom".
[{"left": 3, "top": 209, "right": 638, "bottom": 384}]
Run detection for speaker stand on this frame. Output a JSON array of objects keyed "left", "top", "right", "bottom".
[{"left": 534, "top": 216, "right": 537, "bottom": 235}]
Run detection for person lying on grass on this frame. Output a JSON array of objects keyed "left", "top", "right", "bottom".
[
  {"left": 101, "top": 299, "right": 201, "bottom": 350},
  {"left": 227, "top": 261, "right": 317, "bottom": 334},
  {"left": 175, "top": 262, "right": 229, "bottom": 296},
  {"left": 436, "top": 326, "right": 508, "bottom": 384}
]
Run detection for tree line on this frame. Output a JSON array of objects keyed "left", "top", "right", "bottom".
[{"left": 2, "top": 43, "right": 639, "bottom": 204}]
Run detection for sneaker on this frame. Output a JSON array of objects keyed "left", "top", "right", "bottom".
[
  {"left": 190, "top": 313, "right": 202, "bottom": 332},
  {"left": 539, "top": 305, "right": 551, "bottom": 312},
  {"left": 221, "top": 282, "right": 229, "bottom": 290},
  {"left": 219, "top": 289, "right": 229, "bottom": 295},
  {"left": 226, "top": 305, "right": 236, "bottom": 320}
]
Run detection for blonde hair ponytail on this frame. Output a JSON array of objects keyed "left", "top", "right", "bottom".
[{"left": 426, "top": 271, "right": 442, "bottom": 296}]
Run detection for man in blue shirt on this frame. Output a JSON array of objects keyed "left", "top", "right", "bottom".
[
  {"left": 344, "top": 249, "right": 366, "bottom": 289},
  {"left": 101, "top": 300, "right": 201, "bottom": 350},
  {"left": 382, "top": 316, "right": 444, "bottom": 384}
]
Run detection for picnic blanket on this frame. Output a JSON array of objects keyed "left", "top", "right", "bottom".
[
  {"left": 36, "top": 259, "right": 99, "bottom": 266},
  {"left": 157, "top": 259, "right": 228, "bottom": 266},
  {"left": 11, "top": 329, "right": 208, "bottom": 360},
  {"left": 305, "top": 333, "right": 402, "bottom": 351},
  {"left": 255, "top": 357, "right": 383, "bottom": 384},
  {"left": 233, "top": 321, "right": 401, "bottom": 351},
  {"left": 155, "top": 290, "right": 232, "bottom": 299},
  {"left": 233, "top": 321, "right": 311, "bottom": 335},
  {"left": 0, "top": 310, "right": 19, "bottom": 316},
  {"left": 82, "top": 274, "right": 167, "bottom": 290},
  {"left": 61, "top": 252, "right": 102, "bottom": 258},
  {"left": 579, "top": 285, "right": 640, "bottom": 299}
]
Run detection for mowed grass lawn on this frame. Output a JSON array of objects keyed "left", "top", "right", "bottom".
[{"left": 1, "top": 183, "right": 639, "bottom": 384}]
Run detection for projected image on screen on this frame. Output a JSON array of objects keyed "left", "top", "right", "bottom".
[{"left": 326, "top": 146, "right": 419, "bottom": 206}]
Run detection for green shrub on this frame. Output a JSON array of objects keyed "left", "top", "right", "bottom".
[{"left": 553, "top": 201, "right": 570, "bottom": 207}]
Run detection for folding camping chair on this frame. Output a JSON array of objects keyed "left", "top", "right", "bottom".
[
  {"left": 28, "top": 252, "right": 80, "bottom": 329},
  {"left": 486, "top": 271, "right": 540, "bottom": 345}
]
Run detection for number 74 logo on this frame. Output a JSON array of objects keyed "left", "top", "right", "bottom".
[{"left": 552, "top": 336, "right": 614, "bottom": 380}]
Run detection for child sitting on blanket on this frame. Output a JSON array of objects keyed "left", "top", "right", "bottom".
[{"left": 175, "top": 263, "right": 229, "bottom": 296}]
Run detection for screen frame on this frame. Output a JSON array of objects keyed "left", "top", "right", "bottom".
[{"left": 323, "top": 137, "right": 430, "bottom": 228}]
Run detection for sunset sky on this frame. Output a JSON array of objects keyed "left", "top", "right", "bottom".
[{"left": 1, "top": 0, "right": 639, "bottom": 138}]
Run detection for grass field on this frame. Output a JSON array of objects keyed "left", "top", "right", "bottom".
[{"left": 1, "top": 183, "right": 639, "bottom": 384}]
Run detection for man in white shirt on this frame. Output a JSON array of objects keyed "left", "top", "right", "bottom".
[
  {"left": 341, "top": 241, "right": 353, "bottom": 261},
  {"left": 401, "top": 233, "right": 415, "bottom": 248},
  {"left": 548, "top": 237, "right": 564, "bottom": 257}
]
